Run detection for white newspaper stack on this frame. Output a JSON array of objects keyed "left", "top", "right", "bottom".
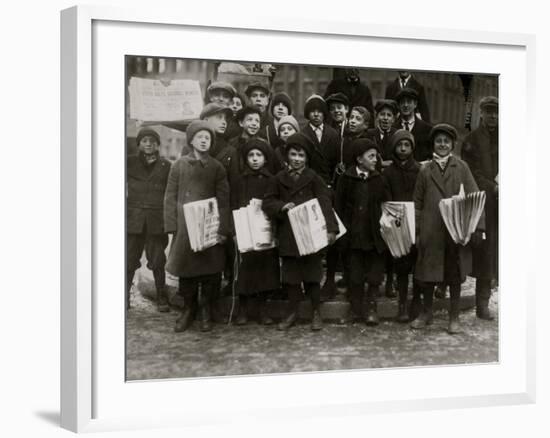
[
  {"left": 287, "top": 198, "right": 346, "bottom": 256},
  {"left": 380, "top": 202, "right": 415, "bottom": 258},
  {"left": 438, "top": 184, "right": 486, "bottom": 246},
  {"left": 183, "top": 197, "right": 220, "bottom": 252},
  {"left": 232, "top": 198, "right": 276, "bottom": 253}
]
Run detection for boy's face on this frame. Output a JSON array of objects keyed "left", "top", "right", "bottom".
[
  {"left": 399, "top": 71, "right": 410, "bottom": 80},
  {"left": 209, "top": 89, "right": 233, "bottom": 106},
  {"left": 239, "top": 113, "right": 261, "bottom": 137},
  {"left": 246, "top": 148, "right": 266, "bottom": 171},
  {"left": 230, "top": 97, "right": 243, "bottom": 116},
  {"left": 190, "top": 130, "right": 212, "bottom": 154},
  {"left": 329, "top": 103, "right": 348, "bottom": 123},
  {"left": 481, "top": 106, "right": 498, "bottom": 130},
  {"left": 279, "top": 123, "right": 297, "bottom": 143},
  {"left": 433, "top": 133, "right": 453, "bottom": 157},
  {"left": 272, "top": 102, "right": 289, "bottom": 120},
  {"left": 357, "top": 148, "right": 378, "bottom": 172},
  {"left": 399, "top": 97, "right": 417, "bottom": 117},
  {"left": 287, "top": 147, "right": 307, "bottom": 171},
  {"left": 249, "top": 89, "right": 269, "bottom": 113},
  {"left": 377, "top": 108, "right": 396, "bottom": 132},
  {"left": 348, "top": 110, "right": 368, "bottom": 134},
  {"left": 138, "top": 135, "right": 159, "bottom": 155},
  {"left": 395, "top": 139, "right": 413, "bottom": 161},
  {"left": 204, "top": 112, "right": 227, "bottom": 134},
  {"left": 308, "top": 109, "right": 324, "bottom": 127}
]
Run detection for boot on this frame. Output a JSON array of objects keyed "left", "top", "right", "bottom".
[
  {"left": 236, "top": 296, "right": 248, "bottom": 326},
  {"left": 476, "top": 280, "right": 494, "bottom": 320},
  {"left": 156, "top": 286, "right": 170, "bottom": 312},
  {"left": 365, "top": 285, "right": 380, "bottom": 326},
  {"left": 385, "top": 276, "right": 397, "bottom": 298},
  {"left": 320, "top": 279, "right": 336, "bottom": 302},
  {"left": 257, "top": 294, "right": 274, "bottom": 325},
  {"left": 396, "top": 275, "right": 409, "bottom": 323},
  {"left": 410, "top": 285, "right": 434, "bottom": 329},
  {"left": 311, "top": 310, "right": 323, "bottom": 331},
  {"left": 277, "top": 286, "right": 300, "bottom": 331},
  {"left": 447, "top": 284, "right": 461, "bottom": 334},
  {"left": 174, "top": 307, "right": 193, "bottom": 332},
  {"left": 198, "top": 286, "right": 213, "bottom": 332},
  {"left": 397, "top": 301, "right": 409, "bottom": 323}
]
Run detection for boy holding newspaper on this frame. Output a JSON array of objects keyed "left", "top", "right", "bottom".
[{"left": 263, "top": 133, "right": 338, "bottom": 331}]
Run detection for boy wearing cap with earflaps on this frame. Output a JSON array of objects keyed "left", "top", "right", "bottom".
[
  {"left": 230, "top": 138, "right": 281, "bottom": 326},
  {"left": 461, "top": 96, "right": 499, "bottom": 320},
  {"left": 412, "top": 123, "right": 485, "bottom": 334},
  {"left": 265, "top": 92, "right": 293, "bottom": 149},
  {"left": 335, "top": 138, "right": 390, "bottom": 325},
  {"left": 263, "top": 133, "right": 339, "bottom": 331},
  {"left": 275, "top": 115, "right": 300, "bottom": 167},
  {"left": 164, "top": 120, "right": 230, "bottom": 333},
  {"left": 383, "top": 130, "right": 422, "bottom": 321},
  {"left": 127, "top": 128, "right": 171, "bottom": 312}
]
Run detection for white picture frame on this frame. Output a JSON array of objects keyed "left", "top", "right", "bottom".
[{"left": 60, "top": 4, "right": 536, "bottom": 433}]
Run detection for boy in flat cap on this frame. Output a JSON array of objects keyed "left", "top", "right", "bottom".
[
  {"left": 200, "top": 102, "right": 233, "bottom": 158},
  {"left": 385, "top": 71, "right": 431, "bottom": 123},
  {"left": 334, "top": 138, "right": 390, "bottom": 325},
  {"left": 367, "top": 99, "right": 399, "bottom": 167},
  {"left": 165, "top": 120, "right": 230, "bottom": 333},
  {"left": 245, "top": 82, "right": 271, "bottom": 140},
  {"left": 127, "top": 127, "right": 171, "bottom": 312},
  {"left": 383, "top": 130, "right": 422, "bottom": 321},
  {"left": 263, "top": 133, "right": 338, "bottom": 331},
  {"left": 461, "top": 96, "right": 499, "bottom": 320},
  {"left": 326, "top": 92, "right": 350, "bottom": 134},
  {"left": 206, "top": 81, "right": 237, "bottom": 107},
  {"left": 394, "top": 87, "right": 433, "bottom": 163},
  {"left": 412, "top": 123, "right": 484, "bottom": 334}
]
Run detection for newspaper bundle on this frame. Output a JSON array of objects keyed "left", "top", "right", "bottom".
[
  {"left": 438, "top": 184, "right": 486, "bottom": 246},
  {"left": 380, "top": 202, "right": 415, "bottom": 258},
  {"left": 232, "top": 199, "right": 276, "bottom": 253},
  {"left": 287, "top": 199, "right": 346, "bottom": 256},
  {"left": 183, "top": 197, "right": 220, "bottom": 252}
]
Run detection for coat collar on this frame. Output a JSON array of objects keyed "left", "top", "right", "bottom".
[
  {"left": 184, "top": 151, "right": 211, "bottom": 167},
  {"left": 242, "top": 166, "right": 272, "bottom": 178},
  {"left": 343, "top": 165, "right": 381, "bottom": 181},
  {"left": 427, "top": 155, "right": 458, "bottom": 196},
  {"left": 279, "top": 167, "right": 316, "bottom": 190}
]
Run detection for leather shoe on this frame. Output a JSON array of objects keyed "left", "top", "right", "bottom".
[
  {"left": 311, "top": 310, "right": 323, "bottom": 331},
  {"left": 277, "top": 312, "right": 297, "bottom": 331}
]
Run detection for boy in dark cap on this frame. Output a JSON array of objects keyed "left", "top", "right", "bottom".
[
  {"left": 263, "top": 133, "right": 339, "bottom": 331},
  {"left": 165, "top": 120, "right": 230, "bottom": 333},
  {"left": 127, "top": 127, "right": 171, "bottom": 312},
  {"left": 383, "top": 130, "right": 422, "bottom": 321},
  {"left": 394, "top": 87, "right": 433, "bottom": 162},
  {"left": 335, "top": 138, "right": 390, "bottom": 325},
  {"left": 367, "top": 99, "right": 399, "bottom": 167},
  {"left": 326, "top": 92, "right": 350, "bottom": 134},
  {"left": 265, "top": 91, "right": 293, "bottom": 149},
  {"left": 385, "top": 71, "right": 431, "bottom": 123},
  {"left": 461, "top": 96, "right": 499, "bottom": 320},
  {"left": 245, "top": 82, "right": 271, "bottom": 139},
  {"left": 200, "top": 102, "right": 233, "bottom": 158},
  {"left": 206, "top": 81, "right": 237, "bottom": 107}
]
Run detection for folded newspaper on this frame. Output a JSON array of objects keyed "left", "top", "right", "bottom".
[
  {"left": 438, "top": 184, "right": 486, "bottom": 246},
  {"left": 232, "top": 198, "right": 276, "bottom": 253},
  {"left": 380, "top": 202, "right": 415, "bottom": 258},
  {"left": 288, "top": 199, "right": 346, "bottom": 256},
  {"left": 183, "top": 197, "right": 220, "bottom": 252}
]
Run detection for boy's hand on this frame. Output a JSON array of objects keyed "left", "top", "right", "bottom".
[
  {"left": 327, "top": 232, "right": 337, "bottom": 245},
  {"left": 281, "top": 202, "right": 296, "bottom": 212}
]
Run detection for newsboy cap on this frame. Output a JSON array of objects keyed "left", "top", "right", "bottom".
[
  {"left": 479, "top": 96, "right": 499, "bottom": 110},
  {"left": 236, "top": 105, "right": 263, "bottom": 122},
  {"left": 136, "top": 128, "right": 161, "bottom": 146},
  {"left": 326, "top": 92, "right": 350, "bottom": 107},
  {"left": 206, "top": 81, "right": 237, "bottom": 98},
  {"left": 245, "top": 82, "right": 270, "bottom": 97},
  {"left": 200, "top": 102, "right": 233, "bottom": 120},
  {"left": 375, "top": 99, "right": 399, "bottom": 115},
  {"left": 285, "top": 133, "right": 314, "bottom": 160},
  {"left": 351, "top": 138, "right": 379, "bottom": 160},
  {"left": 304, "top": 94, "right": 328, "bottom": 118},
  {"left": 429, "top": 123, "right": 458, "bottom": 143},
  {"left": 395, "top": 87, "right": 419, "bottom": 102}
]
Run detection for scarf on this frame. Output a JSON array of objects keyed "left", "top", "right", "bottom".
[
  {"left": 140, "top": 151, "right": 159, "bottom": 166},
  {"left": 432, "top": 152, "right": 452, "bottom": 171}
]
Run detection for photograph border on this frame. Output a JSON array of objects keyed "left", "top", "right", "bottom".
[{"left": 60, "top": 5, "right": 536, "bottom": 433}]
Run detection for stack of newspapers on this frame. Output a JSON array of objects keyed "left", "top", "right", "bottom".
[
  {"left": 438, "top": 184, "right": 486, "bottom": 246},
  {"left": 380, "top": 202, "right": 415, "bottom": 258},
  {"left": 183, "top": 197, "right": 220, "bottom": 252},
  {"left": 232, "top": 198, "right": 276, "bottom": 253},
  {"left": 288, "top": 198, "right": 346, "bottom": 256}
]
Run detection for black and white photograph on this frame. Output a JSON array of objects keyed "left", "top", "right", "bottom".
[{"left": 125, "top": 56, "right": 499, "bottom": 381}]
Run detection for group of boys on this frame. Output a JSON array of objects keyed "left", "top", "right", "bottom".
[{"left": 126, "top": 70, "right": 498, "bottom": 333}]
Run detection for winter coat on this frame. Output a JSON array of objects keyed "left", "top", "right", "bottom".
[
  {"left": 226, "top": 135, "right": 283, "bottom": 181},
  {"left": 394, "top": 117, "right": 433, "bottom": 162},
  {"left": 383, "top": 157, "right": 421, "bottom": 202},
  {"left": 334, "top": 166, "right": 389, "bottom": 253},
  {"left": 163, "top": 153, "right": 230, "bottom": 278},
  {"left": 301, "top": 123, "right": 340, "bottom": 187},
  {"left": 461, "top": 125, "right": 498, "bottom": 279},
  {"left": 413, "top": 156, "right": 484, "bottom": 283},
  {"left": 127, "top": 153, "right": 171, "bottom": 235},
  {"left": 263, "top": 168, "right": 338, "bottom": 258},
  {"left": 366, "top": 127, "right": 398, "bottom": 162},
  {"left": 385, "top": 76, "right": 431, "bottom": 123}
]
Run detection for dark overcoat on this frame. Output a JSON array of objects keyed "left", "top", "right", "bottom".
[
  {"left": 163, "top": 153, "right": 230, "bottom": 278},
  {"left": 324, "top": 78, "right": 375, "bottom": 126},
  {"left": 383, "top": 156, "right": 421, "bottom": 202},
  {"left": 366, "top": 127, "right": 397, "bottom": 162},
  {"left": 263, "top": 168, "right": 338, "bottom": 258},
  {"left": 413, "top": 156, "right": 484, "bottom": 283},
  {"left": 385, "top": 76, "right": 431, "bottom": 123},
  {"left": 395, "top": 117, "right": 433, "bottom": 162},
  {"left": 334, "top": 167, "right": 389, "bottom": 254},
  {"left": 461, "top": 125, "right": 498, "bottom": 280},
  {"left": 301, "top": 123, "right": 340, "bottom": 187},
  {"left": 227, "top": 135, "right": 283, "bottom": 181},
  {"left": 231, "top": 166, "right": 280, "bottom": 294},
  {"left": 127, "top": 153, "right": 171, "bottom": 235}
]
